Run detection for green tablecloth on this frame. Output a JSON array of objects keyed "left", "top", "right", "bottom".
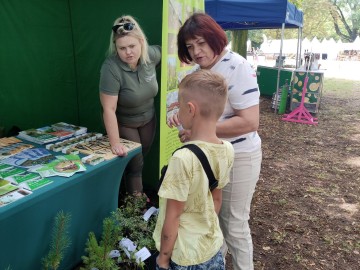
[{"left": 0, "top": 146, "right": 141, "bottom": 270}]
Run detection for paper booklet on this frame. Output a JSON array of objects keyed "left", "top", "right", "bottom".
[
  {"left": 0, "top": 185, "right": 32, "bottom": 208},
  {"left": 18, "top": 128, "right": 59, "bottom": 144},
  {"left": 69, "top": 136, "right": 141, "bottom": 160},
  {"left": 33, "top": 154, "right": 86, "bottom": 178},
  {"left": 0, "top": 137, "right": 34, "bottom": 160},
  {"left": 36, "top": 126, "right": 75, "bottom": 140},
  {"left": 51, "top": 122, "right": 87, "bottom": 136},
  {"left": 0, "top": 163, "right": 53, "bottom": 190},
  {"left": 1, "top": 148, "right": 56, "bottom": 170}
]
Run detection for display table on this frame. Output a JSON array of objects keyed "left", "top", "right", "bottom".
[
  {"left": 256, "top": 65, "right": 293, "bottom": 96},
  {"left": 0, "top": 144, "right": 141, "bottom": 270},
  {"left": 290, "top": 70, "right": 324, "bottom": 113}
]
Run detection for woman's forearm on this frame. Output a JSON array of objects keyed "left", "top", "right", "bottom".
[
  {"left": 216, "top": 105, "right": 259, "bottom": 138},
  {"left": 102, "top": 110, "right": 120, "bottom": 145}
]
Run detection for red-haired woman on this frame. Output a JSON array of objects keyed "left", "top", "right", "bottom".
[{"left": 168, "top": 13, "right": 262, "bottom": 270}]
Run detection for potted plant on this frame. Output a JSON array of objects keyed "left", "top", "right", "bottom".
[
  {"left": 81, "top": 195, "right": 158, "bottom": 270},
  {"left": 42, "top": 211, "right": 72, "bottom": 270}
]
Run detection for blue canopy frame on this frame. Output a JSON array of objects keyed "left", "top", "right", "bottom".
[
  {"left": 205, "top": 0, "right": 304, "bottom": 112},
  {"left": 205, "top": 0, "right": 303, "bottom": 30}
]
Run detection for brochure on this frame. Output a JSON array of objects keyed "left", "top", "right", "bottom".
[
  {"left": 0, "top": 163, "right": 13, "bottom": 171},
  {"left": 0, "top": 137, "right": 34, "bottom": 160},
  {"left": 0, "top": 188, "right": 32, "bottom": 207},
  {"left": 51, "top": 122, "right": 87, "bottom": 136},
  {"left": 34, "top": 154, "right": 86, "bottom": 178},
  {"left": 22, "top": 178, "right": 53, "bottom": 191},
  {"left": 45, "top": 132, "right": 102, "bottom": 153},
  {"left": 70, "top": 136, "right": 141, "bottom": 160},
  {"left": 0, "top": 179, "right": 19, "bottom": 196},
  {"left": 18, "top": 128, "right": 59, "bottom": 144},
  {"left": 8, "top": 172, "right": 53, "bottom": 191},
  {"left": 0, "top": 167, "right": 27, "bottom": 179},
  {"left": 10, "top": 172, "right": 42, "bottom": 183},
  {"left": 1, "top": 148, "right": 56, "bottom": 169},
  {"left": 36, "top": 126, "right": 74, "bottom": 140}
]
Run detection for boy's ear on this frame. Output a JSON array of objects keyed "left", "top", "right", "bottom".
[{"left": 187, "top": 101, "right": 196, "bottom": 116}]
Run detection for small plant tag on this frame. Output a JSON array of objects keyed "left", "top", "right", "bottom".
[
  {"left": 135, "top": 247, "right": 151, "bottom": 262},
  {"left": 108, "top": 249, "right": 121, "bottom": 258},
  {"left": 119, "top": 238, "right": 137, "bottom": 258},
  {"left": 143, "top": 206, "right": 159, "bottom": 221}
]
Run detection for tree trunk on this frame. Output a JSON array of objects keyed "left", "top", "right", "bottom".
[{"left": 231, "top": 30, "right": 248, "bottom": 58}]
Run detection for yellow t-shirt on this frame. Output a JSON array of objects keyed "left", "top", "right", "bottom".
[{"left": 153, "top": 140, "right": 234, "bottom": 266}]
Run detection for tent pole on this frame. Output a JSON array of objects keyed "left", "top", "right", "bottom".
[
  {"left": 296, "top": 27, "right": 303, "bottom": 68},
  {"left": 274, "top": 23, "right": 285, "bottom": 114}
]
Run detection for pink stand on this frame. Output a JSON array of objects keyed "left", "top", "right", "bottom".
[{"left": 282, "top": 76, "right": 318, "bottom": 125}]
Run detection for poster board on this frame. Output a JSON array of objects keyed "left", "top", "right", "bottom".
[{"left": 159, "top": 0, "right": 204, "bottom": 171}]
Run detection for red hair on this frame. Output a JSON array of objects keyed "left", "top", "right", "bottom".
[{"left": 178, "top": 13, "right": 228, "bottom": 64}]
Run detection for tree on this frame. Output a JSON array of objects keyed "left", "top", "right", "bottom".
[
  {"left": 300, "top": 0, "right": 339, "bottom": 40},
  {"left": 231, "top": 30, "right": 248, "bottom": 58},
  {"left": 329, "top": 0, "right": 360, "bottom": 42}
]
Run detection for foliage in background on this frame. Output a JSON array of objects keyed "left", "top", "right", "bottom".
[
  {"left": 329, "top": 0, "right": 360, "bottom": 42},
  {"left": 248, "top": 0, "right": 359, "bottom": 45},
  {"left": 42, "top": 211, "right": 72, "bottom": 270},
  {"left": 81, "top": 195, "right": 157, "bottom": 270},
  {"left": 231, "top": 30, "right": 248, "bottom": 57}
]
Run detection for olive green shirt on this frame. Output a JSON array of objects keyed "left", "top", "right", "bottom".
[{"left": 99, "top": 45, "right": 161, "bottom": 125}]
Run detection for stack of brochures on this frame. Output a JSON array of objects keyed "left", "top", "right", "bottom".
[
  {"left": 18, "top": 129, "right": 59, "bottom": 144},
  {"left": 51, "top": 122, "right": 87, "bottom": 136}
]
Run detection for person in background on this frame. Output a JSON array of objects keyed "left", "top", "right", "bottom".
[
  {"left": 154, "top": 69, "right": 234, "bottom": 270},
  {"left": 168, "top": 13, "right": 262, "bottom": 270},
  {"left": 99, "top": 15, "right": 161, "bottom": 197}
]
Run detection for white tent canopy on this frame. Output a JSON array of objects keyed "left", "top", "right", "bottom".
[{"left": 260, "top": 36, "right": 360, "bottom": 60}]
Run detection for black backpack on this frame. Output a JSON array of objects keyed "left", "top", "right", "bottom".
[{"left": 158, "top": 144, "right": 218, "bottom": 192}]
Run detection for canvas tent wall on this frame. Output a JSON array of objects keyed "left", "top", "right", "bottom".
[
  {"left": 0, "top": 0, "right": 162, "bottom": 134},
  {"left": 205, "top": 0, "right": 304, "bottom": 111},
  {"left": 0, "top": 0, "right": 162, "bottom": 191}
]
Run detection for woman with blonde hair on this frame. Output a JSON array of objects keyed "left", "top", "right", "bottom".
[{"left": 99, "top": 15, "right": 161, "bottom": 197}]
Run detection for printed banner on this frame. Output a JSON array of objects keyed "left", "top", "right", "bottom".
[{"left": 159, "top": 0, "right": 204, "bottom": 171}]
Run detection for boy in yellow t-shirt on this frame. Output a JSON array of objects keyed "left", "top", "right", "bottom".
[{"left": 153, "top": 70, "right": 234, "bottom": 270}]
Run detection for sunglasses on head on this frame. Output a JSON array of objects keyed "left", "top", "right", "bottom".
[{"left": 112, "top": 22, "right": 135, "bottom": 33}]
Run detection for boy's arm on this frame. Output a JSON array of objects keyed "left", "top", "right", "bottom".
[
  {"left": 157, "top": 199, "right": 185, "bottom": 269},
  {"left": 211, "top": 188, "right": 222, "bottom": 214}
]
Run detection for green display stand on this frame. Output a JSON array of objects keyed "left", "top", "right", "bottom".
[
  {"left": 290, "top": 70, "right": 324, "bottom": 113},
  {"left": 256, "top": 65, "right": 293, "bottom": 96}
]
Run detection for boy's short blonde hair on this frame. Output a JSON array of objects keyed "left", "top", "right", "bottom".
[{"left": 179, "top": 69, "right": 228, "bottom": 119}]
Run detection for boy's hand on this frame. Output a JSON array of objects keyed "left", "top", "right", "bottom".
[{"left": 156, "top": 255, "right": 170, "bottom": 269}]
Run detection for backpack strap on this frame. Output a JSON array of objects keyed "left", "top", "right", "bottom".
[
  {"left": 158, "top": 144, "right": 218, "bottom": 192},
  {"left": 181, "top": 144, "right": 218, "bottom": 191}
]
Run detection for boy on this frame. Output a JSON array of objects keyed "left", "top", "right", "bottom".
[{"left": 153, "top": 69, "right": 234, "bottom": 270}]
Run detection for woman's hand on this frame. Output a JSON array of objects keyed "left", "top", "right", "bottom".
[
  {"left": 178, "top": 129, "right": 191, "bottom": 143},
  {"left": 167, "top": 112, "right": 181, "bottom": 128},
  {"left": 110, "top": 142, "right": 128, "bottom": 156}
]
